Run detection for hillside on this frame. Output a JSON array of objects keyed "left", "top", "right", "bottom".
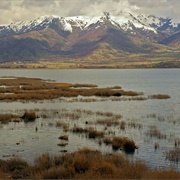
[{"left": 0, "top": 12, "right": 179, "bottom": 68}]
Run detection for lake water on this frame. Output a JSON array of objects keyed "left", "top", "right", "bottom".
[{"left": 0, "top": 69, "right": 180, "bottom": 169}]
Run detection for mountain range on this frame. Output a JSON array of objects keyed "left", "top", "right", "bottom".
[{"left": 0, "top": 11, "right": 180, "bottom": 68}]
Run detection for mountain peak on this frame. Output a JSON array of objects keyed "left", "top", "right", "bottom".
[{"left": 0, "top": 11, "right": 179, "bottom": 66}]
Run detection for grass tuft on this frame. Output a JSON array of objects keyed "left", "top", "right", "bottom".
[{"left": 21, "top": 111, "right": 36, "bottom": 122}]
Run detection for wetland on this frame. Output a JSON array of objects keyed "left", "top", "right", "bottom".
[{"left": 0, "top": 69, "right": 180, "bottom": 179}]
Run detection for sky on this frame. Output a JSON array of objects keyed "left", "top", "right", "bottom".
[{"left": 0, "top": 0, "right": 179, "bottom": 25}]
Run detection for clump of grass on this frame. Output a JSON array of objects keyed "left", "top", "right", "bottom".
[
  {"left": 88, "top": 129, "right": 104, "bottom": 139},
  {"left": 35, "top": 153, "right": 53, "bottom": 170},
  {"left": 21, "top": 111, "right": 36, "bottom": 122},
  {"left": 166, "top": 148, "right": 180, "bottom": 162},
  {"left": 41, "top": 114, "right": 48, "bottom": 118},
  {"left": 103, "top": 138, "right": 112, "bottom": 145},
  {"left": 120, "top": 121, "right": 126, "bottom": 130},
  {"left": 128, "top": 122, "right": 142, "bottom": 129},
  {"left": 71, "top": 126, "right": 104, "bottom": 139},
  {"left": 57, "top": 142, "right": 68, "bottom": 147},
  {"left": 146, "top": 125, "right": 166, "bottom": 139},
  {"left": 149, "top": 94, "right": 171, "bottom": 99},
  {"left": 72, "top": 127, "right": 88, "bottom": 134},
  {"left": 103, "top": 136, "right": 137, "bottom": 154},
  {"left": 111, "top": 137, "right": 137, "bottom": 153},
  {"left": 0, "top": 114, "right": 19, "bottom": 124},
  {"left": 55, "top": 121, "right": 69, "bottom": 132},
  {"left": 58, "top": 134, "right": 69, "bottom": 141},
  {"left": 61, "top": 112, "right": 81, "bottom": 120}
]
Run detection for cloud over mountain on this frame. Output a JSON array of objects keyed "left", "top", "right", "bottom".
[{"left": 0, "top": 0, "right": 179, "bottom": 25}]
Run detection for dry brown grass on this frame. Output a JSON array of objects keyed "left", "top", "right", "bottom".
[
  {"left": 88, "top": 129, "right": 104, "bottom": 139},
  {"left": 58, "top": 134, "right": 69, "bottom": 141},
  {"left": 72, "top": 84, "right": 98, "bottom": 88},
  {"left": 72, "top": 126, "right": 88, "bottom": 134},
  {"left": 0, "top": 113, "right": 19, "bottom": 124},
  {"left": 111, "top": 137, "right": 137, "bottom": 153},
  {"left": 71, "top": 126, "right": 104, "bottom": 139},
  {"left": 0, "top": 149, "right": 180, "bottom": 179},
  {"left": 21, "top": 111, "right": 36, "bottom": 122},
  {"left": 103, "top": 138, "right": 112, "bottom": 145},
  {"left": 143, "top": 169, "right": 180, "bottom": 179},
  {"left": 120, "top": 121, "right": 126, "bottom": 130},
  {"left": 57, "top": 142, "right": 68, "bottom": 146},
  {"left": 149, "top": 94, "right": 171, "bottom": 99},
  {"left": 0, "top": 77, "right": 144, "bottom": 101}
]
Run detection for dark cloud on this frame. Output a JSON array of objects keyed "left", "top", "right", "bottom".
[{"left": 0, "top": 0, "right": 179, "bottom": 25}]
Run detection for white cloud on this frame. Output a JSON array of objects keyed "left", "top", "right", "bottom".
[{"left": 0, "top": 0, "right": 179, "bottom": 25}]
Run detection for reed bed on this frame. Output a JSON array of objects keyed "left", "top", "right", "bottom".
[
  {"left": 0, "top": 77, "right": 145, "bottom": 101},
  {"left": 0, "top": 149, "right": 179, "bottom": 179}
]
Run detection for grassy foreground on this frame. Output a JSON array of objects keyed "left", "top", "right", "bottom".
[{"left": 0, "top": 149, "right": 180, "bottom": 179}]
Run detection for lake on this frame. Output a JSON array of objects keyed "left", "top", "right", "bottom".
[{"left": 0, "top": 69, "right": 179, "bottom": 169}]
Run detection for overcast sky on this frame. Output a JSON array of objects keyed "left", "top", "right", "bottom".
[{"left": 0, "top": 0, "right": 179, "bottom": 25}]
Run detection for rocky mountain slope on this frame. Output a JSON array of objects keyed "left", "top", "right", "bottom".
[{"left": 0, "top": 11, "right": 179, "bottom": 67}]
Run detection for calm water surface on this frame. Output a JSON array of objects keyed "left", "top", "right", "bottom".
[{"left": 0, "top": 69, "right": 179, "bottom": 169}]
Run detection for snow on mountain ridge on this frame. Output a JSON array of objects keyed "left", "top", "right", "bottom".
[{"left": 0, "top": 12, "right": 178, "bottom": 36}]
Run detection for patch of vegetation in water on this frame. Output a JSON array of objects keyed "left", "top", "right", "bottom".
[{"left": 0, "top": 76, "right": 170, "bottom": 102}]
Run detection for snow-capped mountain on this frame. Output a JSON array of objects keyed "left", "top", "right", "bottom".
[
  {"left": 137, "top": 14, "right": 179, "bottom": 33},
  {"left": 0, "top": 11, "right": 179, "bottom": 64},
  {"left": 1, "top": 11, "right": 175, "bottom": 37}
]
